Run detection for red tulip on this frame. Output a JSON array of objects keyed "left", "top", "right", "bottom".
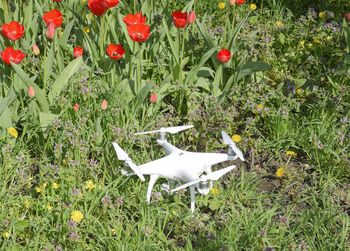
[
  {"left": 173, "top": 11, "right": 187, "bottom": 28},
  {"left": 101, "top": 99, "right": 108, "bottom": 110},
  {"left": 217, "top": 49, "right": 231, "bottom": 63},
  {"left": 345, "top": 13, "right": 350, "bottom": 22},
  {"left": 106, "top": 0, "right": 119, "bottom": 8},
  {"left": 88, "top": 0, "right": 109, "bottom": 15},
  {"left": 46, "top": 23, "right": 56, "bottom": 39},
  {"left": 123, "top": 13, "right": 146, "bottom": 26},
  {"left": 127, "top": 24, "right": 150, "bottom": 43},
  {"left": 107, "top": 44, "right": 125, "bottom": 60},
  {"left": 149, "top": 93, "right": 157, "bottom": 103},
  {"left": 1, "top": 21, "right": 24, "bottom": 41},
  {"left": 235, "top": 0, "right": 246, "bottom": 4},
  {"left": 187, "top": 11, "right": 196, "bottom": 24},
  {"left": 43, "top": 9, "right": 63, "bottom": 28},
  {"left": 1, "top": 47, "right": 25, "bottom": 65},
  {"left": 28, "top": 86, "right": 35, "bottom": 98},
  {"left": 73, "top": 103, "right": 79, "bottom": 112},
  {"left": 74, "top": 47, "right": 83, "bottom": 58}
]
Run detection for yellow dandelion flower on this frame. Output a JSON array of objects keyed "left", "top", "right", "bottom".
[
  {"left": 319, "top": 12, "right": 326, "bottom": 18},
  {"left": 326, "top": 36, "right": 332, "bottom": 40},
  {"left": 3, "top": 231, "right": 9, "bottom": 238},
  {"left": 25, "top": 199, "right": 31, "bottom": 208},
  {"left": 286, "top": 151, "right": 297, "bottom": 157},
  {"left": 85, "top": 180, "right": 96, "bottom": 191},
  {"left": 257, "top": 104, "right": 264, "bottom": 111},
  {"left": 47, "top": 204, "right": 53, "bottom": 211},
  {"left": 300, "top": 40, "right": 305, "bottom": 46},
  {"left": 218, "top": 2, "right": 226, "bottom": 9},
  {"left": 308, "top": 43, "right": 313, "bottom": 47},
  {"left": 276, "top": 168, "right": 284, "bottom": 178},
  {"left": 313, "top": 39, "right": 321, "bottom": 44},
  {"left": 35, "top": 185, "right": 43, "bottom": 193},
  {"left": 250, "top": 4, "right": 257, "bottom": 10},
  {"left": 111, "top": 228, "right": 116, "bottom": 236},
  {"left": 275, "top": 21, "right": 283, "bottom": 27},
  {"left": 52, "top": 182, "right": 59, "bottom": 189},
  {"left": 296, "top": 89, "right": 302, "bottom": 94},
  {"left": 7, "top": 127, "right": 18, "bottom": 138},
  {"left": 82, "top": 26, "right": 90, "bottom": 33},
  {"left": 232, "top": 134, "right": 241, "bottom": 143},
  {"left": 71, "top": 210, "right": 84, "bottom": 222},
  {"left": 210, "top": 188, "right": 219, "bottom": 196},
  {"left": 43, "top": 181, "right": 49, "bottom": 188}
]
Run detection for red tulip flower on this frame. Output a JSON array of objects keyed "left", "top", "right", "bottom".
[
  {"left": 107, "top": 44, "right": 125, "bottom": 60},
  {"left": 217, "top": 49, "right": 231, "bottom": 63},
  {"left": 345, "top": 13, "right": 350, "bottom": 22},
  {"left": 43, "top": 10, "right": 63, "bottom": 28},
  {"left": 87, "top": 0, "right": 109, "bottom": 15},
  {"left": 73, "top": 103, "right": 79, "bottom": 112},
  {"left": 1, "top": 21, "right": 24, "bottom": 41},
  {"left": 1, "top": 47, "right": 25, "bottom": 65},
  {"left": 106, "top": 0, "right": 119, "bottom": 8},
  {"left": 149, "top": 93, "right": 157, "bottom": 103},
  {"left": 127, "top": 24, "right": 150, "bottom": 43},
  {"left": 74, "top": 47, "right": 83, "bottom": 58},
  {"left": 187, "top": 11, "right": 196, "bottom": 24},
  {"left": 235, "top": 0, "right": 246, "bottom": 4},
  {"left": 173, "top": 11, "right": 187, "bottom": 28},
  {"left": 123, "top": 13, "right": 146, "bottom": 26}
]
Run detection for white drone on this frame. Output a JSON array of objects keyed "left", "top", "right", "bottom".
[{"left": 112, "top": 125, "right": 245, "bottom": 212}]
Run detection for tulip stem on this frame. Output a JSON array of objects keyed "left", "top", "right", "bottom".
[
  {"left": 100, "top": 15, "right": 105, "bottom": 61},
  {"left": 179, "top": 29, "right": 185, "bottom": 83},
  {"left": 137, "top": 43, "right": 142, "bottom": 94}
]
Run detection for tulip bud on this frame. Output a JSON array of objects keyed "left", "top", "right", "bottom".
[
  {"left": 345, "top": 13, "right": 350, "bottom": 22},
  {"left": 149, "top": 93, "right": 157, "bottom": 103},
  {"left": 32, "top": 44, "right": 40, "bottom": 56},
  {"left": 229, "top": 0, "right": 235, "bottom": 5},
  {"left": 73, "top": 103, "right": 79, "bottom": 112},
  {"left": 187, "top": 11, "right": 196, "bottom": 24},
  {"left": 46, "top": 22, "right": 56, "bottom": 39},
  {"left": 101, "top": 99, "right": 108, "bottom": 110},
  {"left": 28, "top": 86, "right": 35, "bottom": 98}
]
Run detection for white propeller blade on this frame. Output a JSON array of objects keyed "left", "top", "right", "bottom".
[
  {"left": 221, "top": 131, "right": 245, "bottom": 161},
  {"left": 171, "top": 165, "right": 236, "bottom": 193},
  {"left": 135, "top": 125, "right": 194, "bottom": 135},
  {"left": 112, "top": 143, "right": 145, "bottom": 181}
]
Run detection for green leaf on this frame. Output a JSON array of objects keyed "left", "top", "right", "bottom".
[
  {"left": 162, "top": 17, "right": 179, "bottom": 64},
  {"left": 16, "top": 220, "right": 29, "bottom": 230},
  {"left": 59, "top": 20, "right": 75, "bottom": 46},
  {"left": 11, "top": 63, "right": 50, "bottom": 113},
  {"left": 39, "top": 112, "right": 59, "bottom": 132},
  {"left": 236, "top": 62, "right": 271, "bottom": 81},
  {"left": 133, "top": 82, "right": 154, "bottom": 113},
  {"left": 95, "top": 116, "right": 103, "bottom": 144},
  {"left": 279, "top": 33, "right": 285, "bottom": 45},
  {"left": 343, "top": 20, "right": 350, "bottom": 54},
  {"left": 0, "top": 104, "right": 12, "bottom": 129},
  {"left": 48, "top": 57, "right": 83, "bottom": 103},
  {"left": 44, "top": 45, "right": 54, "bottom": 85}
]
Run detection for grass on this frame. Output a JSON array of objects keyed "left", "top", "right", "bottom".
[{"left": 0, "top": 0, "right": 349, "bottom": 250}]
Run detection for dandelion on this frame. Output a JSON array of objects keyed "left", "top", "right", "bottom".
[
  {"left": 313, "top": 39, "right": 321, "bottom": 44},
  {"left": 85, "top": 180, "right": 96, "bottom": 191},
  {"left": 25, "top": 199, "right": 31, "bottom": 208},
  {"left": 71, "top": 210, "right": 84, "bottom": 222},
  {"left": 232, "top": 134, "right": 241, "bottom": 143},
  {"left": 35, "top": 185, "right": 43, "bottom": 193},
  {"left": 276, "top": 168, "right": 284, "bottom": 178},
  {"left": 3, "top": 231, "right": 9, "bottom": 238},
  {"left": 300, "top": 40, "right": 305, "bottom": 46},
  {"left": 52, "top": 182, "right": 59, "bottom": 189},
  {"left": 250, "top": 4, "right": 257, "bottom": 10},
  {"left": 210, "top": 188, "right": 219, "bottom": 195},
  {"left": 319, "top": 12, "right": 326, "bottom": 18},
  {"left": 82, "top": 26, "right": 90, "bottom": 33},
  {"left": 257, "top": 104, "right": 264, "bottom": 111},
  {"left": 275, "top": 21, "right": 283, "bottom": 27},
  {"left": 218, "top": 2, "right": 226, "bottom": 9},
  {"left": 47, "top": 204, "right": 53, "bottom": 210},
  {"left": 296, "top": 89, "right": 302, "bottom": 94},
  {"left": 286, "top": 151, "right": 297, "bottom": 157},
  {"left": 7, "top": 127, "right": 18, "bottom": 138}
]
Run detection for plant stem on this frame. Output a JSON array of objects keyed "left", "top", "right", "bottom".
[
  {"left": 137, "top": 43, "right": 142, "bottom": 94},
  {"left": 100, "top": 15, "right": 105, "bottom": 61},
  {"left": 179, "top": 29, "right": 185, "bottom": 83}
]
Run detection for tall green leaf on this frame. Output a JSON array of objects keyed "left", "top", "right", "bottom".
[{"left": 236, "top": 62, "right": 271, "bottom": 81}]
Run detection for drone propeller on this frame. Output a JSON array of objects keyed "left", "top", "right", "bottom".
[
  {"left": 221, "top": 131, "right": 245, "bottom": 161},
  {"left": 171, "top": 165, "right": 236, "bottom": 193},
  {"left": 135, "top": 125, "right": 194, "bottom": 135},
  {"left": 112, "top": 142, "right": 145, "bottom": 181}
]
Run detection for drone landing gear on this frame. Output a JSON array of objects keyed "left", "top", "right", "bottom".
[
  {"left": 190, "top": 186, "right": 196, "bottom": 213},
  {"left": 146, "top": 174, "right": 159, "bottom": 204}
]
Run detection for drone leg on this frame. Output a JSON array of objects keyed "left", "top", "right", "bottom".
[
  {"left": 146, "top": 175, "right": 159, "bottom": 204},
  {"left": 190, "top": 186, "right": 196, "bottom": 213},
  {"left": 206, "top": 167, "right": 213, "bottom": 190}
]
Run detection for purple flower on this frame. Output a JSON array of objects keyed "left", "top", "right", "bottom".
[{"left": 70, "top": 232, "right": 79, "bottom": 240}]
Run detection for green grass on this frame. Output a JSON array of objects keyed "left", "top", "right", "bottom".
[{"left": 0, "top": 0, "right": 349, "bottom": 250}]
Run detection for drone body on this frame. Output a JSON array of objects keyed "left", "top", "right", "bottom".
[{"left": 112, "top": 125, "right": 245, "bottom": 212}]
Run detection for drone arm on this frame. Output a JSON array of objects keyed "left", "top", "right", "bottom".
[
  {"left": 146, "top": 174, "right": 159, "bottom": 204},
  {"left": 156, "top": 139, "right": 181, "bottom": 155}
]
